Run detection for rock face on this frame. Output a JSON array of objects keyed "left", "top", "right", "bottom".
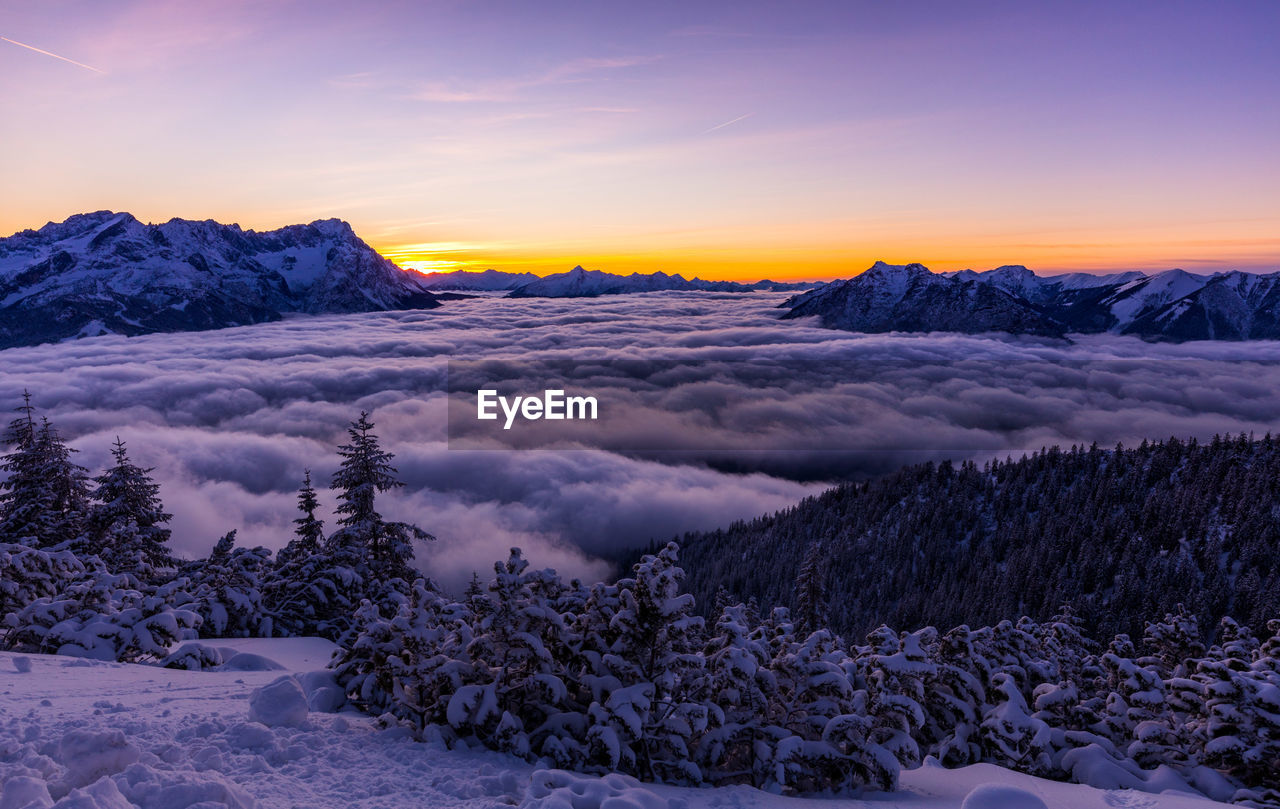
[
  {"left": 781, "top": 261, "right": 1280, "bottom": 341},
  {"left": 0, "top": 211, "right": 440, "bottom": 348}
]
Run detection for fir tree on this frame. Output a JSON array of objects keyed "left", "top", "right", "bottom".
[
  {"left": 87, "top": 438, "right": 174, "bottom": 579},
  {"left": 328, "top": 413, "right": 432, "bottom": 579},
  {"left": 277, "top": 470, "right": 324, "bottom": 568},
  {"left": 0, "top": 393, "right": 46, "bottom": 545},
  {"left": 793, "top": 542, "right": 829, "bottom": 637}
]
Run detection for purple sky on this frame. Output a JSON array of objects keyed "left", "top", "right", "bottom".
[{"left": 1, "top": 1, "right": 1277, "bottom": 279}]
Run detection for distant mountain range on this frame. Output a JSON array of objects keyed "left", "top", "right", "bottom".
[
  {"left": 781, "top": 261, "right": 1280, "bottom": 341},
  {"left": 0, "top": 212, "right": 439, "bottom": 349},
  {"left": 417, "top": 268, "right": 540, "bottom": 291},
  {"left": 422, "top": 265, "right": 815, "bottom": 296},
  {"left": 6, "top": 214, "right": 1278, "bottom": 349}
]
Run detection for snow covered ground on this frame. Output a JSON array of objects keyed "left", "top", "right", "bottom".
[{"left": 0, "top": 642, "right": 1231, "bottom": 809}]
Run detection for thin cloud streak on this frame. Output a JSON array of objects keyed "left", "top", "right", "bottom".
[
  {"left": 1, "top": 35, "right": 104, "bottom": 73},
  {"left": 702, "top": 112, "right": 753, "bottom": 134}
]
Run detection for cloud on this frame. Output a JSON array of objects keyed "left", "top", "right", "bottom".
[
  {"left": 0, "top": 36, "right": 104, "bottom": 74},
  {"left": 4, "top": 291, "right": 1280, "bottom": 592},
  {"left": 702, "top": 113, "right": 753, "bottom": 135}
]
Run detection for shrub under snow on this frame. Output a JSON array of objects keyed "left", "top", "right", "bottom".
[{"left": 333, "top": 544, "right": 1280, "bottom": 806}]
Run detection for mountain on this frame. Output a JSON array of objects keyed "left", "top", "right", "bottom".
[
  {"left": 782, "top": 261, "right": 1280, "bottom": 341},
  {"left": 505, "top": 265, "right": 814, "bottom": 297},
  {"left": 779, "top": 262, "right": 1068, "bottom": 337},
  {"left": 417, "top": 268, "right": 539, "bottom": 291},
  {"left": 665, "top": 434, "right": 1280, "bottom": 642},
  {"left": 0, "top": 211, "right": 440, "bottom": 349}
]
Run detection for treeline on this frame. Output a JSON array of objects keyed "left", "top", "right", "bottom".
[
  {"left": 332, "top": 542, "right": 1280, "bottom": 805},
  {"left": 669, "top": 435, "right": 1280, "bottom": 642},
  {"left": 0, "top": 393, "right": 431, "bottom": 660}
]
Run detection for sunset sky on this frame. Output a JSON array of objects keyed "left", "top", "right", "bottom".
[{"left": 1, "top": 1, "right": 1277, "bottom": 281}]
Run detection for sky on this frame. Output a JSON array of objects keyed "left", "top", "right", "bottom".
[{"left": 1, "top": 1, "right": 1278, "bottom": 281}]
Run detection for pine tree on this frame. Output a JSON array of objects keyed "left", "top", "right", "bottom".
[
  {"left": 0, "top": 393, "right": 48, "bottom": 545},
  {"left": 263, "top": 473, "right": 350, "bottom": 639},
  {"left": 0, "top": 411, "right": 91, "bottom": 549},
  {"left": 86, "top": 438, "right": 174, "bottom": 579},
  {"left": 328, "top": 413, "right": 432, "bottom": 579},
  {"left": 277, "top": 470, "right": 324, "bottom": 568},
  {"left": 793, "top": 542, "right": 829, "bottom": 637}
]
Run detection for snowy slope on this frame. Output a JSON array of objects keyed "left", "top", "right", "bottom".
[
  {"left": 784, "top": 262, "right": 1280, "bottom": 341},
  {"left": 0, "top": 212, "right": 441, "bottom": 349},
  {"left": 0, "top": 645, "right": 1234, "bottom": 809}
]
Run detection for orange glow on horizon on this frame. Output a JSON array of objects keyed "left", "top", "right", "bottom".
[{"left": 376, "top": 234, "right": 1280, "bottom": 284}]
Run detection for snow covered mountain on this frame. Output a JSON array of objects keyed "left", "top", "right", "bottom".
[
  {"left": 0, "top": 211, "right": 440, "bottom": 348},
  {"left": 781, "top": 262, "right": 1070, "bottom": 337},
  {"left": 505, "top": 265, "right": 814, "bottom": 297},
  {"left": 417, "top": 268, "right": 539, "bottom": 291},
  {"left": 782, "top": 261, "right": 1280, "bottom": 340}
]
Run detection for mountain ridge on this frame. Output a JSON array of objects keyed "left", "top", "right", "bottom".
[
  {"left": 420, "top": 264, "right": 815, "bottom": 296},
  {"left": 782, "top": 261, "right": 1280, "bottom": 341},
  {"left": 0, "top": 211, "right": 440, "bottom": 348}
]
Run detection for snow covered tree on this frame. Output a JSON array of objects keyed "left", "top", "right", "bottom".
[
  {"left": 0, "top": 399, "right": 91, "bottom": 549},
  {"left": 0, "top": 543, "right": 89, "bottom": 646},
  {"left": 268, "top": 414, "right": 436, "bottom": 643},
  {"left": 262, "top": 541, "right": 362, "bottom": 640},
  {"left": 1037, "top": 605, "right": 1097, "bottom": 688},
  {"left": 923, "top": 624, "right": 991, "bottom": 766},
  {"left": 0, "top": 393, "right": 40, "bottom": 545},
  {"left": 592, "top": 542, "right": 708, "bottom": 783},
  {"left": 4, "top": 570, "right": 199, "bottom": 662},
  {"left": 699, "top": 602, "right": 780, "bottom": 786},
  {"left": 770, "top": 629, "right": 898, "bottom": 792},
  {"left": 863, "top": 628, "right": 934, "bottom": 767},
  {"left": 978, "top": 671, "right": 1052, "bottom": 775},
  {"left": 327, "top": 412, "right": 432, "bottom": 581},
  {"left": 86, "top": 438, "right": 174, "bottom": 580},
  {"left": 1141, "top": 604, "right": 1205, "bottom": 680},
  {"left": 1098, "top": 651, "right": 1185, "bottom": 769},
  {"left": 186, "top": 530, "right": 272, "bottom": 638},
  {"left": 455, "top": 548, "right": 574, "bottom": 759}
]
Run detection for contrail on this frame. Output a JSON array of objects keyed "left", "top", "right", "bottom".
[
  {"left": 702, "top": 112, "right": 752, "bottom": 134},
  {"left": 1, "top": 36, "right": 104, "bottom": 74}
]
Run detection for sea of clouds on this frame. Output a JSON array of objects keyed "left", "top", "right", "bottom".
[{"left": 4, "top": 290, "right": 1280, "bottom": 591}]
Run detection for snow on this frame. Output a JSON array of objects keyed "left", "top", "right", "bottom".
[
  {"left": 959, "top": 782, "right": 1047, "bottom": 809},
  {"left": 1105, "top": 270, "right": 1211, "bottom": 327},
  {"left": 246, "top": 677, "right": 309, "bottom": 728},
  {"left": 0, "top": 645, "right": 1236, "bottom": 809}
]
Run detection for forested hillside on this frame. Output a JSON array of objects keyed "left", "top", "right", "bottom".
[{"left": 672, "top": 435, "right": 1280, "bottom": 641}]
